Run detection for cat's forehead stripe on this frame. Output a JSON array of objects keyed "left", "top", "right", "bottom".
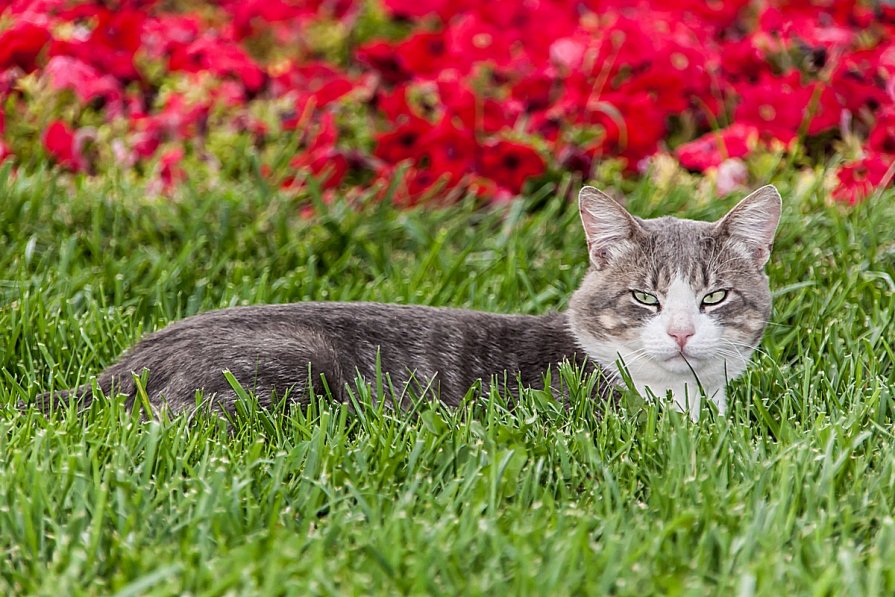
[{"left": 637, "top": 219, "right": 723, "bottom": 291}]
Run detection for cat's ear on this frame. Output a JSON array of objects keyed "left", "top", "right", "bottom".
[
  {"left": 716, "top": 185, "right": 782, "bottom": 266},
  {"left": 578, "top": 186, "right": 641, "bottom": 268}
]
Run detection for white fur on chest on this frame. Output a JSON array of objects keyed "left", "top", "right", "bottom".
[{"left": 626, "top": 358, "right": 729, "bottom": 419}]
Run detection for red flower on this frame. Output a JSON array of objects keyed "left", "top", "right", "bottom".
[
  {"left": 719, "top": 37, "right": 770, "bottom": 82},
  {"left": 549, "top": 37, "right": 587, "bottom": 71},
  {"left": 91, "top": 10, "right": 145, "bottom": 56},
  {"left": 355, "top": 41, "right": 410, "bottom": 86},
  {"left": 308, "top": 149, "right": 350, "bottom": 189},
  {"left": 272, "top": 62, "right": 356, "bottom": 125},
  {"left": 832, "top": 46, "right": 895, "bottom": 113},
  {"left": 375, "top": 84, "right": 414, "bottom": 122},
  {"left": 132, "top": 93, "right": 209, "bottom": 142},
  {"left": 43, "top": 121, "right": 84, "bottom": 172},
  {"left": 284, "top": 112, "right": 353, "bottom": 191},
  {"left": 271, "top": 62, "right": 354, "bottom": 105},
  {"left": 476, "top": 1, "right": 579, "bottom": 61},
  {"left": 527, "top": 112, "right": 562, "bottom": 143},
  {"left": 381, "top": 0, "right": 457, "bottom": 21},
  {"left": 0, "top": 22, "right": 51, "bottom": 72},
  {"left": 0, "top": 111, "right": 11, "bottom": 162},
  {"left": 288, "top": 148, "right": 350, "bottom": 191},
  {"left": 49, "top": 10, "right": 146, "bottom": 81},
  {"left": 373, "top": 116, "right": 432, "bottom": 164},
  {"left": 141, "top": 15, "right": 202, "bottom": 59},
  {"left": 424, "top": 117, "right": 478, "bottom": 183},
  {"left": 511, "top": 72, "right": 557, "bottom": 113},
  {"left": 591, "top": 93, "right": 668, "bottom": 168},
  {"left": 806, "top": 85, "right": 845, "bottom": 136},
  {"left": 557, "top": 145, "right": 594, "bottom": 179},
  {"left": 437, "top": 77, "right": 518, "bottom": 134},
  {"left": 2, "top": 0, "right": 892, "bottom": 204},
  {"left": 301, "top": 112, "right": 339, "bottom": 155},
  {"left": 757, "top": 5, "right": 864, "bottom": 50},
  {"left": 396, "top": 31, "right": 449, "bottom": 78},
  {"left": 466, "top": 174, "right": 514, "bottom": 203},
  {"left": 478, "top": 139, "right": 545, "bottom": 195},
  {"left": 169, "top": 34, "right": 266, "bottom": 93},
  {"left": 676, "top": 124, "right": 758, "bottom": 172},
  {"left": 735, "top": 71, "right": 839, "bottom": 144},
  {"left": 159, "top": 148, "right": 186, "bottom": 191},
  {"left": 373, "top": 163, "right": 447, "bottom": 206},
  {"left": 403, "top": 167, "right": 443, "bottom": 203},
  {"left": 650, "top": 0, "right": 751, "bottom": 30},
  {"left": 831, "top": 58, "right": 890, "bottom": 114},
  {"left": 833, "top": 155, "right": 891, "bottom": 205},
  {"left": 588, "top": 16, "right": 646, "bottom": 71},
  {"left": 44, "top": 56, "right": 122, "bottom": 105},
  {"left": 867, "top": 108, "right": 895, "bottom": 155},
  {"left": 227, "top": 0, "right": 312, "bottom": 40},
  {"left": 446, "top": 14, "right": 512, "bottom": 70},
  {"left": 131, "top": 132, "right": 161, "bottom": 160},
  {"left": 621, "top": 65, "right": 689, "bottom": 114}
]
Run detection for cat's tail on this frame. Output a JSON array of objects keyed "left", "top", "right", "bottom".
[
  {"left": 29, "top": 385, "right": 94, "bottom": 414},
  {"left": 25, "top": 372, "right": 129, "bottom": 415}
]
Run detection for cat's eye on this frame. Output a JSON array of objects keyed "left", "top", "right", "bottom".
[
  {"left": 702, "top": 289, "right": 728, "bottom": 306},
  {"left": 631, "top": 290, "right": 660, "bottom": 306}
]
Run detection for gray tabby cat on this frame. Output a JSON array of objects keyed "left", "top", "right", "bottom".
[{"left": 40, "top": 185, "right": 781, "bottom": 420}]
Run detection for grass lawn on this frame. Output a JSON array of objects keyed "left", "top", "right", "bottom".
[{"left": 2, "top": 167, "right": 895, "bottom": 595}]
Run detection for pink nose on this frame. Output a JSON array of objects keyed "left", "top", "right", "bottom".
[{"left": 668, "top": 328, "right": 695, "bottom": 349}]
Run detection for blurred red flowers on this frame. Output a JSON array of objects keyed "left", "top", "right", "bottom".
[
  {"left": 479, "top": 141, "right": 546, "bottom": 195},
  {"left": 45, "top": 57, "right": 122, "bottom": 105},
  {"left": 833, "top": 155, "right": 892, "bottom": 205},
  {"left": 0, "top": 22, "right": 51, "bottom": 72},
  {"left": 676, "top": 125, "right": 758, "bottom": 172},
  {"left": 0, "top": 0, "right": 893, "bottom": 202},
  {"left": 43, "top": 120, "right": 85, "bottom": 172}
]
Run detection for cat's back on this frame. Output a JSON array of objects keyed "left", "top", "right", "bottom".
[
  {"left": 131, "top": 301, "right": 556, "bottom": 363},
  {"left": 95, "top": 301, "right": 573, "bottom": 410},
  {"left": 147, "top": 301, "right": 530, "bottom": 337}
]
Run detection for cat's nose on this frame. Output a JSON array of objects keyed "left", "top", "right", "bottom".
[{"left": 667, "top": 327, "right": 695, "bottom": 349}]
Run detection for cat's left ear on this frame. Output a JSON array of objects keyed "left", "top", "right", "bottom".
[
  {"left": 578, "top": 186, "right": 642, "bottom": 269},
  {"left": 716, "top": 185, "right": 782, "bottom": 266}
]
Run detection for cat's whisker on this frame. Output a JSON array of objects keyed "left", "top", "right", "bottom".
[
  {"left": 618, "top": 356, "right": 650, "bottom": 370},
  {"left": 759, "top": 320, "right": 789, "bottom": 328},
  {"left": 719, "top": 341, "right": 757, "bottom": 363},
  {"left": 615, "top": 347, "right": 647, "bottom": 360},
  {"left": 617, "top": 348, "right": 649, "bottom": 361},
  {"left": 715, "top": 349, "right": 749, "bottom": 363},
  {"left": 721, "top": 338, "right": 753, "bottom": 349},
  {"left": 616, "top": 349, "right": 652, "bottom": 369},
  {"left": 722, "top": 339, "right": 770, "bottom": 358}
]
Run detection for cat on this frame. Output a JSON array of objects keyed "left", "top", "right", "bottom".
[{"left": 36, "top": 185, "right": 781, "bottom": 420}]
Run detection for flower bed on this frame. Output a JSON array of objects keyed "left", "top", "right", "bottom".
[{"left": 1, "top": 0, "right": 893, "bottom": 203}]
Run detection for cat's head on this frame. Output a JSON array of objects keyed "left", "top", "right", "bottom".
[{"left": 568, "top": 185, "right": 781, "bottom": 409}]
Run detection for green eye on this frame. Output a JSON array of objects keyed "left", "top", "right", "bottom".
[
  {"left": 702, "top": 289, "right": 728, "bottom": 306},
  {"left": 632, "top": 290, "right": 659, "bottom": 306}
]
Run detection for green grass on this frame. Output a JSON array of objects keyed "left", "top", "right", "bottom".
[{"left": 1, "top": 165, "right": 894, "bottom": 595}]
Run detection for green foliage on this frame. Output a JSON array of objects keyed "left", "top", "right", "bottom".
[{"left": 1, "top": 168, "right": 894, "bottom": 595}]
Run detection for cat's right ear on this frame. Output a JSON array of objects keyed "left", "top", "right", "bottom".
[
  {"left": 715, "top": 185, "right": 782, "bottom": 267},
  {"left": 578, "top": 186, "right": 640, "bottom": 269}
]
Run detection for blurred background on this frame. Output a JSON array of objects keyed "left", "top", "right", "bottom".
[{"left": 0, "top": 0, "right": 893, "bottom": 206}]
